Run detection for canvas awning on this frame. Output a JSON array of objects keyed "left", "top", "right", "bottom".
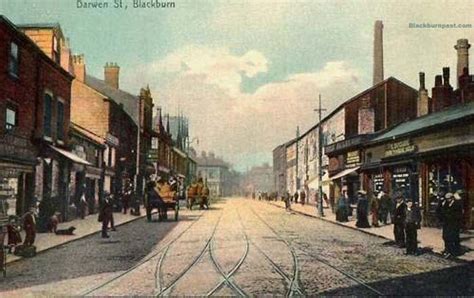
[
  {"left": 49, "top": 145, "right": 91, "bottom": 166},
  {"left": 329, "top": 166, "right": 360, "bottom": 180}
]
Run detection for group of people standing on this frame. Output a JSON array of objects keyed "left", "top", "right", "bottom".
[{"left": 335, "top": 188, "right": 465, "bottom": 257}]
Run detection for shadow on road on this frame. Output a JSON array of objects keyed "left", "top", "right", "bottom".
[
  {"left": 320, "top": 262, "right": 474, "bottom": 296},
  {"left": 0, "top": 213, "right": 200, "bottom": 292}
]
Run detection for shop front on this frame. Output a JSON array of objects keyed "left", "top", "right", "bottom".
[{"left": 0, "top": 134, "right": 37, "bottom": 220}]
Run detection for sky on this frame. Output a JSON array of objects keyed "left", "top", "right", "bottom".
[{"left": 1, "top": 0, "right": 473, "bottom": 171}]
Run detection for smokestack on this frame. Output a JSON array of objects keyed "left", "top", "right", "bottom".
[
  {"left": 72, "top": 54, "right": 86, "bottom": 82},
  {"left": 373, "top": 20, "right": 384, "bottom": 85},
  {"left": 417, "top": 72, "right": 429, "bottom": 117},
  {"left": 104, "top": 62, "right": 120, "bottom": 89},
  {"left": 454, "top": 39, "right": 470, "bottom": 88},
  {"left": 435, "top": 75, "right": 442, "bottom": 87}
]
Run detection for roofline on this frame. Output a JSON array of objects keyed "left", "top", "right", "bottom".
[
  {"left": 365, "top": 109, "right": 474, "bottom": 147},
  {"left": 0, "top": 16, "right": 74, "bottom": 81}
]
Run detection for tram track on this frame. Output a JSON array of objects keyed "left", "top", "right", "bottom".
[
  {"left": 251, "top": 202, "right": 385, "bottom": 296},
  {"left": 245, "top": 205, "right": 304, "bottom": 297},
  {"left": 155, "top": 211, "right": 223, "bottom": 297},
  {"left": 80, "top": 210, "right": 205, "bottom": 296}
]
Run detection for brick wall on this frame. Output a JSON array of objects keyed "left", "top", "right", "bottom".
[{"left": 71, "top": 80, "right": 110, "bottom": 138}]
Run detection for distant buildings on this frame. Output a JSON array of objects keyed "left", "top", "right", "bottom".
[
  {"left": 194, "top": 151, "right": 235, "bottom": 197},
  {"left": 241, "top": 163, "right": 273, "bottom": 195}
]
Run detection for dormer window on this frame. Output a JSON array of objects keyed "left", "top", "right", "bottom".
[{"left": 52, "top": 35, "right": 60, "bottom": 63}]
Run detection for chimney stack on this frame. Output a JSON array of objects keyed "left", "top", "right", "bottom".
[
  {"left": 454, "top": 39, "right": 470, "bottom": 88},
  {"left": 442, "top": 67, "right": 450, "bottom": 86},
  {"left": 373, "top": 20, "right": 384, "bottom": 85},
  {"left": 104, "top": 62, "right": 120, "bottom": 89},
  {"left": 72, "top": 54, "right": 86, "bottom": 82},
  {"left": 417, "top": 72, "right": 429, "bottom": 117}
]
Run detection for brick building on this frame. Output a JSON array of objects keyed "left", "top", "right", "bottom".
[
  {"left": 0, "top": 17, "right": 82, "bottom": 223},
  {"left": 71, "top": 56, "right": 138, "bottom": 197}
]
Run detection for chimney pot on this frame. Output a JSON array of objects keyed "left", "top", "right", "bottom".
[
  {"left": 435, "top": 75, "right": 442, "bottom": 86},
  {"left": 72, "top": 54, "right": 86, "bottom": 82}
]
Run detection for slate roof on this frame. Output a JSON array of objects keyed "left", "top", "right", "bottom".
[
  {"left": 371, "top": 101, "right": 474, "bottom": 143},
  {"left": 85, "top": 75, "right": 139, "bottom": 125}
]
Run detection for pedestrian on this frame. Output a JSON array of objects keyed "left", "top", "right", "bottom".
[
  {"left": 378, "top": 191, "right": 391, "bottom": 225},
  {"left": 300, "top": 190, "right": 306, "bottom": 205},
  {"left": 438, "top": 192, "right": 463, "bottom": 257},
  {"left": 294, "top": 191, "right": 299, "bottom": 204},
  {"left": 405, "top": 200, "right": 421, "bottom": 255},
  {"left": 122, "top": 181, "right": 132, "bottom": 214},
  {"left": 393, "top": 195, "right": 407, "bottom": 248},
  {"left": 355, "top": 190, "right": 370, "bottom": 228},
  {"left": 22, "top": 207, "right": 37, "bottom": 246},
  {"left": 100, "top": 193, "right": 114, "bottom": 238},
  {"left": 336, "top": 190, "right": 349, "bottom": 222},
  {"left": 370, "top": 192, "right": 379, "bottom": 227},
  {"left": 6, "top": 218, "right": 22, "bottom": 253},
  {"left": 284, "top": 191, "right": 291, "bottom": 211}
]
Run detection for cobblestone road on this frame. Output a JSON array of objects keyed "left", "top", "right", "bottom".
[{"left": 0, "top": 198, "right": 472, "bottom": 296}]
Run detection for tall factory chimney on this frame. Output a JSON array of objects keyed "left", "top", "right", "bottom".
[
  {"left": 454, "top": 39, "right": 470, "bottom": 88},
  {"left": 373, "top": 20, "right": 384, "bottom": 85}
]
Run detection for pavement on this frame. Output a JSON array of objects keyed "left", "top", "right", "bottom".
[
  {"left": 4, "top": 207, "right": 149, "bottom": 264},
  {"left": 267, "top": 200, "right": 474, "bottom": 262}
]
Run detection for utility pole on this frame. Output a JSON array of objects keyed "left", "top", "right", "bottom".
[
  {"left": 314, "top": 94, "right": 327, "bottom": 217},
  {"left": 295, "top": 126, "right": 300, "bottom": 192}
]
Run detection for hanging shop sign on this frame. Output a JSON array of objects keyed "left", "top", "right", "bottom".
[{"left": 385, "top": 139, "right": 417, "bottom": 157}]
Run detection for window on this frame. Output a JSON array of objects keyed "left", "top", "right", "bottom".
[
  {"left": 56, "top": 100, "right": 64, "bottom": 141},
  {"left": 8, "top": 42, "right": 19, "bottom": 77},
  {"left": 52, "top": 36, "right": 60, "bottom": 64},
  {"left": 5, "top": 106, "right": 17, "bottom": 130},
  {"left": 43, "top": 93, "right": 53, "bottom": 138}
]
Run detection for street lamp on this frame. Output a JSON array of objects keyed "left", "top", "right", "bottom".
[{"left": 314, "top": 94, "right": 326, "bottom": 217}]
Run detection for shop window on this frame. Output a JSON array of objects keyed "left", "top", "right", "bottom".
[
  {"left": 43, "top": 93, "right": 53, "bottom": 138},
  {"left": 8, "top": 42, "right": 19, "bottom": 77},
  {"left": 5, "top": 106, "right": 18, "bottom": 130},
  {"left": 427, "top": 162, "right": 464, "bottom": 212}
]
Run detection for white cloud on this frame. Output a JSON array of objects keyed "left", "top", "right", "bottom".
[{"left": 133, "top": 46, "right": 363, "bottom": 171}]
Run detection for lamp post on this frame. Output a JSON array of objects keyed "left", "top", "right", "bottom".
[{"left": 314, "top": 94, "right": 327, "bottom": 217}]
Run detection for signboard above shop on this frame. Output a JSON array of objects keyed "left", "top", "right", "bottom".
[
  {"left": 346, "top": 150, "right": 360, "bottom": 166},
  {"left": 385, "top": 139, "right": 417, "bottom": 157},
  {"left": 147, "top": 149, "right": 159, "bottom": 162}
]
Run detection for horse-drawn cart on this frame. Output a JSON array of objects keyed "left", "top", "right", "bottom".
[
  {"left": 145, "top": 182, "right": 179, "bottom": 222},
  {"left": 187, "top": 181, "right": 210, "bottom": 210}
]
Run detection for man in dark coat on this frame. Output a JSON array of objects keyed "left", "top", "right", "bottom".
[
  {"left": 294, "top": 191, "right": 299, "bottom": 204},
  {"left": 378, "top": 191, "right": 392, "bottom": 225},
  {"left": 356, "top": 190, "right": 370, "bottom": 228},
  {"left": 405, "top": 200, "right": 421, "bottom": 255},
  {"left": 23, "top": 207, "right": 37, "bottom": 246},
  {"left": 393, "top": 195, "right": 407, "bottom": 248},
  {"left": 438, "top": 192, "right": 463, "bottom": 257},
  {"left": 300, "top": 190, "right": 306, "bottom": 205},
  {"left": 100, "top": 193, "right": 114, "bottom": 238},
  {"left": 284, "top": 191, "right": 291, "bottom": 211}
]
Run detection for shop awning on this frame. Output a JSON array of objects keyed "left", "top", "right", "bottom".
[
  {"left": 329, "top": 166, "right": 360, "bottom": 180},
  {"left": 49, "top": 145, "right": 91, "bottom": 166}
]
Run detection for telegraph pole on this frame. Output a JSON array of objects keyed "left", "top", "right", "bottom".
[
  {"left": 295, "top": 126, "right": 300, "bottom": 192},
  {"left": 314, "top": 94, "right": 327, "bottom": 216}
]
